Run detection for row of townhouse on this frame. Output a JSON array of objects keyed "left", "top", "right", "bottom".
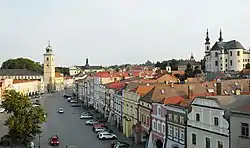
[
  {"left": 150, "top": 95, "right": 250, "bottom": 148},
  {"left": 75, "top": 70, "right": 250, "bottom": 148}
]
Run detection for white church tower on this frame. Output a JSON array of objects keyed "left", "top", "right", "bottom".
[{"left": 43, "top": 40, "right": 55, "bottom": 92}]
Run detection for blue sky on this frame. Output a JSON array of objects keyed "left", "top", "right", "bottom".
[{"left": 0, "top": 0, "right": 250, "bottom": 66}]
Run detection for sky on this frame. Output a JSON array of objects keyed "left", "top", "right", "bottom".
[{"left": 0, "top": 0, "right": 250, "bottom": 67}]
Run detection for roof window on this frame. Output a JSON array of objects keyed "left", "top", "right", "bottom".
[
  {"left": 213, "top": 83, "right": 217, "bottom": 87},
  {"left": 234, "top": 82, "right": 238, "bottom": 86},
  {"left": 231, "top": 90, "right": 235, "bottom": 94},
  {"left": 207, "top": 88, "right": 215, "bottom": 93},
  {"left": 161, "top": 89, "right": 165, "bottom": 94}
]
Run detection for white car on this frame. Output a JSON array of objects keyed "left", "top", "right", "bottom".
[
  {"left": 98, "top": 133, "right": 117, "bottom": 140},
  {"left": 67, "top": 97, "right": 71, "bottom": 102},
  {"left": 0, "top": 108, "right": 5, "bottom": 113},
  {"left": 85, "top": 120, "right": 98, "bottom": 125},
  {"left": 95, "top": 127, "right": 106, "bottom": 133},
  {"left": 70, "top": 100, "right": 78, "bottom": 103},
  {"left": 58, "top": 108, "right": 64, "bottom": 113},
  {"left": 80, "top": 114, "right": 93, "bottom": 119}
]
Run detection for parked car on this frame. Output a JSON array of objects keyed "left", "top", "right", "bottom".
[
  {"left": 71, "top": 103, "right": 81, "bottom": 107},
  {"left": 95, "top": 127, "right": 107, "bottom": 133},
  {"left": 80, "top": 114, "right": 93, "bottom": 119},
  {"left": 97, "top": 128, "right": 113, "bottom": 134},
  {"left": 96, "top": 117, "right": 107, "bottom": 123},
  {"left": 70, "top": 100, "right": 78, "bottom": 103},
  {"left": 111, "top": 140, "right": 130, "bottom": 148},
  {"left": 85, "top": 120, "right": 99, "bottom": 125},
  {"left": 58, "top": 108, "right": 64, "bottom": 113},
  {"left": 67, "top": 98, "right": 71, "bottom": 102},
  {"left": 0, "top": 108, "right": 5, "bottom": 113},
  {"left": 98, "top": 132, "right": 117, "bottom": 140},
  {"left": 48, "top": 135, "right": 59, "bottom": 146},
  {"left": 92, "top": 123, "right": 105, "bottom": 131}
]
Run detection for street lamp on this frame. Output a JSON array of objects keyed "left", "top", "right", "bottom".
[{"left": 38, "top": 133, "right": 41, "bottom": 148}]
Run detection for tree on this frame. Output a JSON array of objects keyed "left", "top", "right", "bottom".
[
  {"left": 2, "top": 90, "right": 46, "bottom": 145},
  {"left": 55, "top": 67, "right": 69, "bottom": 76},
  {"left": 185, "top": 63, "right": 194, "bottom": 78},
  {"left": 1, "top": 58, "right": 43, "bottom": 73},
  {"left": 246, "top": 63, "right": 250, "bottom": 69}
]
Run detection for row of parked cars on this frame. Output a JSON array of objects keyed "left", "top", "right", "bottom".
[
  {"left": 63, "top": 94, "right": 129, "bottom": 148},
  {"left": 80, "top": 112, "right": 130, "bottom": 148}
]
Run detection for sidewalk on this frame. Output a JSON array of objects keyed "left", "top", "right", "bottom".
[{"left": 81, "top": 106, "right": 145, "bottom": 148}]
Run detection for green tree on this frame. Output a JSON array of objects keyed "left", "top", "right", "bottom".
[
  {"left": 185, "top": 63, "right": 194, "bottom": 78},
  {"left": 55, "top": 67, "right": 69, "bottom": 76},
  {"left": 2, "top": 90, "right": 46, "bottom": 144},
  {"left": 246, "top": 63, "right": 250, "bottom": 69},
  {"left": 1, "top": 58, "right": 43, "bottom": 73}
]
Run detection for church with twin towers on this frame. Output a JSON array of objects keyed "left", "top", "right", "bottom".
[{"left": 204, "top": 29, "right": 250, "bottom": 72}]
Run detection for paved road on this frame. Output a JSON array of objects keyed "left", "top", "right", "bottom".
[{"left": 35, "top": 92, "right": 115, "bottom": 148}]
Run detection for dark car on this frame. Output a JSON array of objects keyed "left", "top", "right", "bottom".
[
  {"left": 71, "top": 103, "right": 81, "bottom": 107},
  {"left": 49, "top": 135, "right": 59, "bottom": 146},
  {"left": 111, "top": 140, "right": 130, "bottom": 148},
  {"left": 63, "top": 95, "right": 71, "bottom": 98}
]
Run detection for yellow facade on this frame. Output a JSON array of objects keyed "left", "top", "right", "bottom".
[
  {"left": 10, "top": 80, "right": 44, "bottom": 95},
  {"left": 122, "top": 89, "right": 140, "bottom": 138},
  {"left": 54, "top": 76, "right": 64, "bottom": 91}
]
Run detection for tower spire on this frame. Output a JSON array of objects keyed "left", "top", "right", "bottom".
[
  {"left": 48, "top": 40, "right": 51, "bottom": 47},
  {"left": 205, "top": 29, "right": 210, "bottom": 44},
  {"left": 218, "top": 28, "right": 223, "bottom": 42}
]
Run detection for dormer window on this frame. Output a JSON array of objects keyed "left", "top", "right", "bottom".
[
  {"left": 160, "top": 90, "right": 165, "bottom": 94},
  {"left": 232, "top": 90, "right": 235, "bottom": 94},
  {"left": 213, "top": 83, "right": 217, "bottom": 87},
  {"left": 234, "top": 82, "right": 238, "bottom": 86},
  {"left": 224, "top": 90, "right": 228, "bottom": 95},
  {"left": 207, "top": 89, "right": 214, "bottom": 93}
]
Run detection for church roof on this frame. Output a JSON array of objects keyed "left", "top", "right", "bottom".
[{"left": 210, "top": 40, "right": 245, "bottom": 51}]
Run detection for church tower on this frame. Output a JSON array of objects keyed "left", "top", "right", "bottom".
[
  {"left": 43, "top": 40, "right": 55, "bottom": 92},
  {"left": 205, "top": 29, "right": 210, "bottom": 53}
]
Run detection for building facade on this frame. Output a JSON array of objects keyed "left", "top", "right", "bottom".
[
  {"left": 150, "top": 103, "right": 166, "bottom": 148},
  {"left": 43, "top": 41, "right": 55, "bottom": 92},
  {"left": 204, "top": 29, "right": 250, "bottom": 72},
  {"left": 187, "top": 96, "right": 230, "bottom": 148},
  {"left": 122, "top": 89, "right": 140, "bottom": 138},
  {"left": 229, "top": 103, "right": 250, "bottom": 148},
  {"left": 165, "top": 104, "right": 188, "bottom": 148}
]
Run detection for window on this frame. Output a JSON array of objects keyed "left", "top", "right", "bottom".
[
  {"left": 225, "top": 64, "right": 227, "bottom": 67},
  {"left": 162, "top": 123, "right": 165, "bottom": 134},
  {"left": 230, "top": 60, "right": 232, "bottom": 66},
  {"left": 225, "top": 59, "right": 227, "bottom": 62},
  {"left": 215, "top": 61, "right": 218, "bottom": 66},
  {"left": 237, "top": 51, "right": 240, "bottom": 56},
  {"left": 168, "top": 113, "right": 173, "bottom": 121},
  {"left": 220, "top": 57, "right": 222, "bottom": 60},
  {"left": 241, "top": 123, "right": 249, "bottom": 137},
  {"left": 180, "top": 116, "right": 184, "bottom": 124},
  {"left": 46, "top": 57, "right": 49, "bottom": 61},
  {"left": 174, "top": 127, "right": 178, "bottom": 138},
  {"left": 205, "top": 137, "right": 210, "bottom": 148},
  {"left": 215, "top": 52, "right": 218, "bottom": 57},
  {"left": 47, "top": 64, "right": 49, "bottom": 67},
  {"left": 174, "top": 115, "right": 178, "bottom": 122},
  {"left": 180, "top": 129, "right": 184, "bottom": 141},
  {"left": 152, "top": 119, "right": 156, "bottom": 131},
  {"left": 214, "top": 117, "right": 219, "bottom": 126},
  {"left": 238, "top": 60, "right": 240, "bottom": 63},
  {"left": 195, "top": 113, "right": 200, "bottom": 121},
  {"left": 157, "top": 121, "right": 161, "bottom": 133},
  {"left": 157, "top": 106, "right": 161, "bottom": 116},
  {"left": 192, "top": 133, "right": 196, "bottom": 145},
  {"left": 168, "top": 125, "right": 173, "bottom": 136},
  {"left": 218, "top": 141, "right": 223, "bottom": 148},
  {"left": 146, "top": 116, "right": 149, "bottom": 126},
  {"left": 230, "top": 51, "right": 232, "bottom": 56}
]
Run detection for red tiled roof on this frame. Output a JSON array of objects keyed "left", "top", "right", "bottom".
[
  {"left": 55, "top": 72, "right": 63, "bottom": 78},
  {"left": 106, "top": 82, "right": 125, "bottom": 90},
  {"left": 164, "top": 96, "right": 185, "bottom": 105}
]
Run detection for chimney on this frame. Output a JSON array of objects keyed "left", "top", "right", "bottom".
[
  {"left": 188, "top": 85, "right": 194, "bottom": 99},
  {"left": 216, "top": 80, "right": 222, "bottom": 95}
]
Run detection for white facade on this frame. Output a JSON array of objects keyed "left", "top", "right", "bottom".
[
  {"left": 187, "top": 97, "right": 229, "bottom": 148},
  {"left": 204, "top": 30, "right": 250, "bottom": 72},
  {"left": 230, "top": 110, "right": 250, "bottom": 148},
  {"left": 113, "top": 92, "right": 123, "bottom": 129}
]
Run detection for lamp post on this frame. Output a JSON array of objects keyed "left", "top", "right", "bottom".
[{"left": 38, "top": 133, "right": 41, "bottom": 148}]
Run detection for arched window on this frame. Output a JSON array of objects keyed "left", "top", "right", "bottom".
[{"left": 47, "top": 57, "right": 49, "bottom": 61}]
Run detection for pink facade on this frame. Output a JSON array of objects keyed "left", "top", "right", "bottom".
[{"left": 151, "top": 103, "right": 167, "bottom": 145}]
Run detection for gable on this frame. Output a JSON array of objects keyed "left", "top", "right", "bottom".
[{"left": 192, "top": 97, "right": 220, "bottom": 108}]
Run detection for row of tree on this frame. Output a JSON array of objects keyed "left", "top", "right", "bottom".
[
  {"left": 1, "top": 58, "right": 70, "bottom": 76},
  {"left": 1, "top": 90, "right": 46, "bottom": 146}
]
